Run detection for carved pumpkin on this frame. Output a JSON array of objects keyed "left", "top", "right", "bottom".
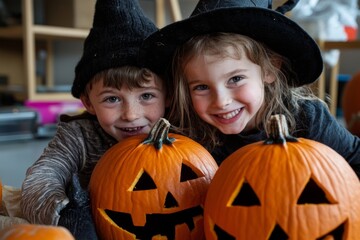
[
  {"left": 89, "top": 118, "right": 218, "bottom": 239},
  {"left": 342, "top": 72, "right": 360, "bottom": 136},
  {"left": 0, "top": 224, "right": 75, "bottom": 240},
  {"left": 204, "top": 114, "right": 360, "bottom": 240}
]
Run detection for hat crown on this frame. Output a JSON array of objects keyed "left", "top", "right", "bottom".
[
  {"left": 92, "top": 0, "right": 149, "bottom": 29},
  {"left": 71, "top": 0, "right": 157, "bottom": 98},
  {"left": 191, "top": 0, "right": 298, "bottom": 16}
]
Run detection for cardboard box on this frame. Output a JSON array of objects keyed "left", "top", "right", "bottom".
[{"left": 44, "top": 0, "right": 96, "bottom": 29}]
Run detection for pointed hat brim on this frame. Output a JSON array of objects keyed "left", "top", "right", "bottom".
[{"left": 139, "top": 7, "right": 323, "bottom": 87}]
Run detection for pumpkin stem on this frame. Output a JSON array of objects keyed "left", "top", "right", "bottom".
[
  {"left": 264, "top": 114, "right": 298, "bottom": 145},
  {"left": 142, "top": 118, "right": 175, "bottom": 149}
]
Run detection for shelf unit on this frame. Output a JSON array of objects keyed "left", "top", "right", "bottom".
[
  {"left": 0, "top": 0, "right": 184, "bottom": 102},
  {"left": 0, "top": 0, "right": 90, "bottom": 101},
  {"left": 155, "top": 0, "right": 182, "bottom": 27},
  {"left": 316, "top": 40, "right": 360, "bottom": 116},
  {"left": 24, "top": 0, "right": 89, "bottom": 101}
]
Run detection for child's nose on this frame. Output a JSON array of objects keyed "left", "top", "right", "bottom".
[
  {"left": 213, "top": 92, "right": 232, "bottom": 109},
  {"left": 120, "top": 102, "right": 141, "bottom": 121}
]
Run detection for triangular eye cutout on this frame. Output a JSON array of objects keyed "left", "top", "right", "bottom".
[
  {"left": 180, "top": 162, "right": 203, "bottom": 182},
  {"left": 297, "top": 177, "right": 335, "bottom": 204},
  {"left": 231, "top": 180, "right": 261, "bottom": 206},
  {"left": 214, "top": 224, "right": 235, "bottom": 240},
  {"left": 269, "top": 223, "right": 288, "bottom": 240},
  {"left": 132, "top": 170, "right": 156, "bottom": 191},
  {"left": 164, "top": 192, "right": 179, "bottom": 208},
  {"left": 316, "top": 220, "right": 346, "bottom": 240}
]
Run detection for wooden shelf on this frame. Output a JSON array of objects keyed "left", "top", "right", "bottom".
[
  {"left": 0, "top": 25, "right": 89, "bottom": 39},
  {"left": 33, "top": 25, "right": 89, "bottom": 39},
  {"left": 0, "top": 0, "right": 183, "bottom": 102},
  {"left": 22, "top": 0, "right": 90, "bottom": 101},
  {"left": 0, "top": 0, "right": 95, "bottom": 101},
  {"left": 28, "top": 92, "right": 75, "bottom": 101},
  {"left": 322, "top": 40, "right": 360, "bottom": 50},
  {"left": 0, "top": 25, "right": 89, "bottom": 40},
  {"left": 0, "top": 26, "right": 23, "bottom": 39},
  {"left": 316, "top": 40, "right": 360, "bottom": 116}
]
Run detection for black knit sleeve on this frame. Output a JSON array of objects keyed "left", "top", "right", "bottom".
[{"left": 295, "top": 99, "right": 360, "bottom": 178}]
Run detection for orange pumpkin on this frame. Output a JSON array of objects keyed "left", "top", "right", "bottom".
[
  {"left": 0, "top": 224, "right": 75, "bottom": 240},
  {"left": 342, "top": 72, "right": 360, "bottom": 136},
  {"left": 89, "top": 118, "right": 218, "bottom": 239},
  {"left": 204, "top": 114, "right": 360, "bottom": 240}
]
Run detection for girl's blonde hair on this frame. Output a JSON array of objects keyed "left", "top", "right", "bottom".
[
  {"left": 82, "top": 66, "right": 165, "bottom": 98},
  {"left": 167, "top": 32, "right": 317, "bottom": 151}
]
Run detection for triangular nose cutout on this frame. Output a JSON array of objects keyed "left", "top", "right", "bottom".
[
  {"left": 316, "top": 220, "right": 346, "bottom": 240},
  {"left": 164, "top": 192, "right": 179, "bottom": 208},
  {"left": 269, "top": 223, "right": 289, "bottom": 240},
  {"left": 214, "top": 224, "right": 235, "bottom": 240}
]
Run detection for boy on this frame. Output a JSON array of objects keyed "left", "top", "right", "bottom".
[{"left": 20, "top": 0, "right": 167, "bottom": 231}]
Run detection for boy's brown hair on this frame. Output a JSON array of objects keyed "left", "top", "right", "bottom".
[{"left": 82, "top": 66, "right": 164, "bottom": 99}]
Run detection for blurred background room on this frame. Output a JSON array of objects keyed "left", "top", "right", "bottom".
[{"left": 0, "top": 0, "right": 359, "bottom": 187}]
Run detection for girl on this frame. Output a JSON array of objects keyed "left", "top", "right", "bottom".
[{"left": 140, "top": 0, "right": 360, "bottom": 177}]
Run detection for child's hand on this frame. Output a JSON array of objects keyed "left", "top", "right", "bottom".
[{"left": 58, "top": 174, "right": 98, "bottom": 240}]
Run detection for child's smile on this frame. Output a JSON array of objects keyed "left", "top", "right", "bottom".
[{"left": 215, "top": 108, "right": 242, "bottom": 120}]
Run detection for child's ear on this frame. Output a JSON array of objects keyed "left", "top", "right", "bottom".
[
  {"left": 264, "top": 72, "right": 276, "bottom": 84},
  {"left": 80, "top": 95, "right": 96, "bottom": 115},
  {"left": 264, "top": 58, "right": 282, "bottom": 83}
]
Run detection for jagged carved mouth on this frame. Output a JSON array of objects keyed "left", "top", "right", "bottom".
[
  {"left": 213, "top": 219, "right": 347, "bottom": 239},
  {"left": 103, "top": 205, "right": 203, "bottom": 239}
]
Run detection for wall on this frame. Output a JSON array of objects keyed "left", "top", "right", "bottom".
[
  {"left": 38, "top": 0, "right": 360, "bottom": 88},
  {"left": 140, "top": 0, "right": 197, "bottom": 21},
  {"left": 0, "top": 1, "right": 359, "bottom": 93}
]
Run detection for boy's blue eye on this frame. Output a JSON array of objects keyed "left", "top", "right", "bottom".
[
  {"left": 105, "top": 96, "right": 120, "bottom": 103},
  {"left": 141, "top": 93, "right": 154, "bottom": 100}
]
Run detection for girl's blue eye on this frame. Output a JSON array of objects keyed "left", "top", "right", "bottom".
[
  {"left": 230, "top": 76, "right": 243, "bottom": 83},
  {"left": 194, "top": 85, "right": 209, "bottom": 91}
]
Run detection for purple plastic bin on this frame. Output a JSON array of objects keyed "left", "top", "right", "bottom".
[{"left": 25, "top": 100, "right": 84, "bottom": 125}]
